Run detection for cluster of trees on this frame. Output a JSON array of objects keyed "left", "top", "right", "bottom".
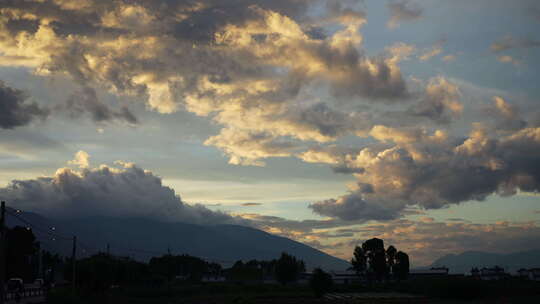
[
  {"left": 66, "top": 253, "right": 225, "bottom": 292},
  {"left": 6, "top": 225, "right": 409, "bottom": 297},
  {"left": 227, "top": 252, "right": 306, "bottom": 285},
  {"left": 4, "top": 225, "right": 309, "bottom": 291},
  {"left": 351, "top": 238, "right": 409, "bottom": 281},
  {"left": 149, "top": 254, "right": 221, "bottom": 282},
  {"left": 68, "top": 253, "right": 148, "bottom": 292},
  {"left": 6, "top": 226, "right": 39, "bottom": 281},
  {"left": 4, "top": 226, "right": 61, "bottom": 283},
  {"left": 69, "top": 252, "right": 308, "bottom": 291}
]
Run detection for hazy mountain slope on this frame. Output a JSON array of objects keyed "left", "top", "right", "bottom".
[
  {"left": 431, "top": 250, "right": 540, "bottom": 274},
  {"left": 6, "top": 209, "right": 350, "bottom": 271}
]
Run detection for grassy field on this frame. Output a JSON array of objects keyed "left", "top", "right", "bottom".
[{"left": 46, "top": 278, "right": 540, "bottom": 304}]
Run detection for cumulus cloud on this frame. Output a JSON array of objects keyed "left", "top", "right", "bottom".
[
  {"left": 387, "top": 0, "right": 423, "bottom": 29},
  {"left": 68, "top": 150, "right": 90, "bottom": 168},
  {"left": 3, "top": 0, "right": 537, "bottom": 237},
  {"left": 484, "top": 96, "right": 527, "bottom": 131},
  {"left": 297, "top": 145, "right": 365, "bottom": 174},
  {"left": 491, "top": 36, "right": 540, "bottom": 52},
  {"left": 309, "top": 121, "right": 540, "bottom": 221},
  {"left": 0, "top": 154, "right": 239, "bottom": 225},
  {"left": 0, "top": 0, "right": 412, "bottom": 165},
  {"left": 204, "top": 128, "right": 299, "bottom": 166},
  {"left": 310, "top": 193, "right": 398, "bottom": 221},
  {"left": 0, "top": 80, "right": 49, "bottom": 129},
  {"left": 409, "top": 77, "right": 462, "bottom": 124}
]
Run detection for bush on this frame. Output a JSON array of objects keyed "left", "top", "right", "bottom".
[{"left": 309, "top": 268, "right": 333, "bottom": 297}]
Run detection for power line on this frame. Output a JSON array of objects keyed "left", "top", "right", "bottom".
[
  {"left": 5, "top": 210, "right": 72, "bottom": 241},
  {"left": 4, "top": 208, "right": 235, "bottom": 264}
]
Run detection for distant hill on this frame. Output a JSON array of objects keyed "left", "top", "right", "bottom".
[
  {"left": 430, "top": 250, "right": 540, "bottom": 274},
  {"left": 6, "top": 209, "right": 350, "bottom": 271}
]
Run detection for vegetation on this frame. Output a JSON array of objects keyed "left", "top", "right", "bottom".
[
  {"left": 351, "top": 237, "right": 409, "bottom": 282},
  {"left": 5, "top": 226, "right": 40, "bottom": 282},
  {"left": 309, "top": 268, "right": 333, "bottom": 297},
  {"left": 149, "top": 254, "right": 221, "bottom": 282},
  {"left": 7, "top": 228, "right": 539, "bottom": 304},
  {"left": 275, "top": 252, "right": 306, "bottom": 285}
]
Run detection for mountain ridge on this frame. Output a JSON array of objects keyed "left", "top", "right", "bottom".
[
  {"left": 6, "top": 208, "right": 350, "bottom": 271},
  {"left": 430, "top": 249, "right": 540, "bottom": 274}
]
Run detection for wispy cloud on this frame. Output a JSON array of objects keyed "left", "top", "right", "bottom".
[
  {"left": 241, "top": 202, "right": 262, "bottom": 207},
  {"left": 387, "top": 0, "right": 424, "bottom": 29},
  {"left": 491, "top": 36, "right": 540, "bottom": 52}
]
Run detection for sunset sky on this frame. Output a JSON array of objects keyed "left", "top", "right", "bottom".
[{"left": 1, "top": 0, "right": 540, "bottom": 266}]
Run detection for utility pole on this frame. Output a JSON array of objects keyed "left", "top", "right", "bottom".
[
  {"left": 106, "top": 243, "right": 110, "bottom": 256},
  {"left": 71, "top": 236, "right": 77, "bottom": 292},
  {"left": 0, "top": 201, "right": 5, "bottom": 304},
  {"left": 167, "top": 246, "right": 172, "bottom": 296},
  {"left": 38, "top": 247, "right": 42, "bottom": 280}
]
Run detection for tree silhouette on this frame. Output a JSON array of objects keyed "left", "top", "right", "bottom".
[
  {"left": 386, "top": 245, "right": 397, "bottom": 278},
  {"left": 275, "top": 252, "right": 305, "bottom": 285},
  {"left": 310, "top": 268, "right": 333, "bottom": 297},
  {"left": 67, "top": 253, "right": 149, "bottom": 293},
  {"left": 6, "top": 226, "right": 39, "bottom": 281},
  {"left": 362, "top": 238, "right": 387, "bottom": 281},
  {"left": 149, "top": 254, "right": 212, "bottom": 282},
  {"left": 228, "top": 259, "right": 264, "bottom": 282},
  {"left": 351, "top": 246, "right": 367, "bottom": 275},
  {"left": 394, "top": 251, "right": 410, "bottom": 280},
  {"left": 351, "top": 239, "right": 409, "bottom": 283},
  {"left": 42, "top": 251, "right": 63, "bottom": 284}
]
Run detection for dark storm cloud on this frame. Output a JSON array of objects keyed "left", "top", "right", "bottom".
[
  {"left": 0, "top": 161, "right": 240, "bottom": 225},
  {"left": 0, "top": 81, "right": 49, "bottom": 130},
  {"left": 62, "top": 87, "right": 138, "bottom": 124}
]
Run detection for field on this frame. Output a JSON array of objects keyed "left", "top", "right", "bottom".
[{"left": 46, "top": 277, "right": 540, "bottom": 304}]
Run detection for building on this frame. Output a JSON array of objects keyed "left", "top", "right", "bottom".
[
  {"left": 528, "top": 268, "right": 540, "bottom": 281},
  {"left": 409, "top": 267, "right": 449, "bottom": 279},
  {"left": 479, "top": 266, "right": 508, "bottom": 280},
  {"left": 201, "top": 273, "right": 226, "bottom": 282},
  {"left": 517, "top": 268, "right": 540, "bottom": 281},
  {"left": 471, "top": 267, "right": 480, "bottom": 278},
  {"left": 330, "top": 270, "right": 360, "bottom": 285},
  {"left": 517, "top": 268, "right": 529, "bottom": 279}
]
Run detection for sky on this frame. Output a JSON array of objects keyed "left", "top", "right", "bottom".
[{"left": 1, "top": 0, "right": 540, "bottom": 267}]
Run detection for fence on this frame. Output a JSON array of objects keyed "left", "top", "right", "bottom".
[{"left": 4, "top": 287, "right": 46, "bottom": 301}]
